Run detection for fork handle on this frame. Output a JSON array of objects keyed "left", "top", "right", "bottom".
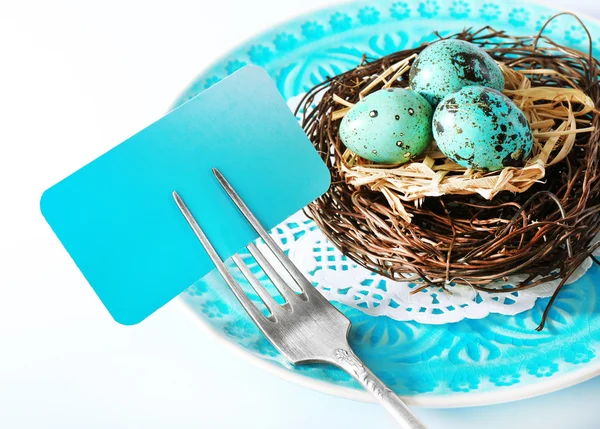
[{"left": 332, "top": 348, "right": 427, "bottom": 429}]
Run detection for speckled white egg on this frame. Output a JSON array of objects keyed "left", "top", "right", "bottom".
[
  {"left": 339, "top": 88, "right": 433, "bottom": 164},
  {"left": 409, "top": 39, "right": 505, "bottom": 107},
  {"left": 432, "top": 86, "right": 533, "bottom": 171}
]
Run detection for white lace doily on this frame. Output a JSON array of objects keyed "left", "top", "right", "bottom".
[
  {"left": 282, "top": 94, "right": 597, "bottom": 325},
  {"left": 266, "top": 211, "right": 595, "bottom": 324}
]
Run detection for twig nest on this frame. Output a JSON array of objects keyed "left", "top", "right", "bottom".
[
  {"left": 299, "top": 21, "right": 600, "bottom": 330},
  {"left": 409, "top": 39, "right": 505, "bottom": 106},
  {"left": 433, "top": 86, "right": 534, "bottom": 171},
  {"left": 339, "top": 88, "right": 433, "bottom": 164}
]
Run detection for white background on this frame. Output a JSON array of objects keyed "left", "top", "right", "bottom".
[{"left": 1, "top": 0, "right": 600, "bottom": 428}]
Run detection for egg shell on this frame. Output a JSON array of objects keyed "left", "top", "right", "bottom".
[
  {"left": 339, "top": 88, "right": 433, "bottom": 164},
  {"left": 432, "top": 86, "right": 533, "bottom": 172},
  {"left": 409, "top": 39, "right": 505, "bottom": 107}
]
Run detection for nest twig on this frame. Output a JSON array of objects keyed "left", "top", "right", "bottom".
[{"left": 299, "top": 14, "right": 600, "bottom": 330}]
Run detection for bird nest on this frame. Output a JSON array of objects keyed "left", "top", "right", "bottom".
[{"left": 299, "top": 15, "right": 600, "bottom": 329}]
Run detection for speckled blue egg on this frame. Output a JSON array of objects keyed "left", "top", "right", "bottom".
[
  {"left": 339, "top": 88, "right": 433, "bottom": 164},
  {"left": 409, "top": 39, "right": 505, "bottom": 107},
  {"left": 432, "top": 86, "right": 533, "bottom": 172}
]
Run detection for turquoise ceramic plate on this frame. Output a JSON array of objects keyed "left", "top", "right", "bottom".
[{"left": 172, "top": 0, "right": 600, "bottom": 407}]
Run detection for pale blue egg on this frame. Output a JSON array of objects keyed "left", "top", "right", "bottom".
[
  {"left": 433, "top": 86, "right": 533, "bottom": 172},
  {"left": 409, "top": 39, "right": 505, "bottom": 106},
  {"left": 339, "top": 88, "right": 433, "bottom": 164}
]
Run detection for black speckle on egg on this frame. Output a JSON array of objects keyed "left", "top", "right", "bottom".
[
  {"left": 517, "top": 113, "right": 528, "bottom": 127},
  {"left": 454, "top": 152, "right": 474, "bottom": 162},
  {"left": 370, "top": 110, "right": 378, "bottom": 118},
  {"left": 434, "top": 119, "right": 444, "bottom": 134},
  {"left": 496, "top": 133, "right": 507, "bottom": 145},
  {"left": 445, "top": 98, "right": 458, "bottom": 114},
  {"left": 476, "top": 90, "right": 494, "bottom": 116},
  {"left": 396, "top": 141, "right": 404, "bottom": 148},
  {"left": 500, "top": 124, "right": 507, "bottom": 132},
  {"left": 495, "top": 145, "right": 503, "bottom": 152},
  {"left": 408, "top": 108, "right": 415, "bottom": 116},
  {"left": 372, "top": 150, "right": 378, "bottom": 155},
  {"left": 395, "top": 115, "right": 400, "bottom": 120},
  {"left": 445, "top": 151, "right": 460, "bottom": 164},
  {"left": 387, "top": 88, "right": 395, "bottom": 92},
  {"left": 452, "top": 51, "right": 492, "bottom": 82},
  {"left": 509, "top": 134, "right": 518, "bottom": 141}
]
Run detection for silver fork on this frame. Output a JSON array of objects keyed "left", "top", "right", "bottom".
[{"left": 173, "top": 168, "right": 426, "bottom": 429}]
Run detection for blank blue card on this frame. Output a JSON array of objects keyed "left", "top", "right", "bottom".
[{"left": 41, "top": 65, "right": 330, "bottom": 325}]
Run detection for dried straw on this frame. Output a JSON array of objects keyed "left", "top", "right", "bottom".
[{"left": 299, "top": 14, "right": 600, "bottom": 329}]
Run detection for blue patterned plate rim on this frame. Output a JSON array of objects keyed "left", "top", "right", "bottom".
[
  {"left": 176, "top": 299, "right": 600, "bottom": 407},
  {"left": 170, "top": 0, "right": 600, "bottom": 407}
]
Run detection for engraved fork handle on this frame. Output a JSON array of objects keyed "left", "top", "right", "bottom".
[{"left": 332, "top": 348, "right": 427, "bottom": 429}]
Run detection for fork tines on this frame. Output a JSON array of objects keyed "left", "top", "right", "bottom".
[
  {"left": 172, "top": 169, "right": 328, "bottom": 324},
  {"left": 173, "top": 170, "right": 426, "bottom": 429}
]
